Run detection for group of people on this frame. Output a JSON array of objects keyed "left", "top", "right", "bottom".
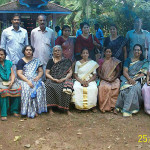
[{"left": 0, "top": 13, "right": 150, "bottom": 121}]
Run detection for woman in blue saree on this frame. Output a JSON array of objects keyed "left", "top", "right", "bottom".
[
  {"left": 114, "top": 44, "right": 148, "bottom": 117},
  {"left": 17, "top": 45, "right": 47, "bottom": 118}
]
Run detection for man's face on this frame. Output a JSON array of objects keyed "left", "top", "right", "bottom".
[
  {"left": 134, "top": 19, "right": 142, "bottom": 30},
  {"left": 11, "top": 16, "right": 20, "bottom": 28},
  {"left": 38, "top": 15, "right": 46, "bottom": 28}
]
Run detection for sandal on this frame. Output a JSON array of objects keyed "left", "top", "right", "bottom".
[
  {"left": 1, "top": 117, "right": 7, "bottom": 121},
  {"left": 13, "top": 113, "right": 20, "bottom": 117}
]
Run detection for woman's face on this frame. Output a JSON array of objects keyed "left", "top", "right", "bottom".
[
  {"left": 63, "top": 28, "right": 71, "bottom": 37},
  {"left": 110, "top": 26, "right": 117, "bottom": 35},
  {"left": 24, "top": 46, "right": 33, "bottom": 57},
  {"left": 81, "top": 49, "right": 89, "bottom": 59},
  {"left": 53, "top": 47, "right": 62, "bottom": 57},
  {"left": 0, "top": 51, "right": 5, "bottom": 62},
  {"left": 105, "top": 49, "right": 112, "bottom": 58},
  {"left": 82, "top": 24, "right": 90, "bottom": 34},
  {"left": 133, "top": 45, "right": 142, "bottom": 58}
]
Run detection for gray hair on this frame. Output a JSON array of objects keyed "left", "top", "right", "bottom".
[{"left": 53, "top": 45, "right": 62, "bottom": 51}]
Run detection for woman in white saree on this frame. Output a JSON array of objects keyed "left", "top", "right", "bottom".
[{"left": 73, "top": 48, "right": 99, "bottom": 110}]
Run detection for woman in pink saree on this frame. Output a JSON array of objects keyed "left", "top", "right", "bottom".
[
  {"left": 142, "top": 68, "right": 150, "bottom": 115},
  {"left": 98, "top": 47, "right": 121, "bottom": 112},
  {"left": 55, "top": 25, "right": 75, "bottom": 62}
]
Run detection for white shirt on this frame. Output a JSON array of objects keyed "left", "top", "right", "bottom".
[
  {"left": 0, "top": 26, "right": 28, "bottom": 64},
  {"left": 31, "top": 27, "right": 55, "bottom": 65}
]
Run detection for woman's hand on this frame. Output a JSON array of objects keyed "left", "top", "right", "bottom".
[
  {"left": 93, "top": 40, "right": 98, "bottom": 46},
  {"left": 53, "top": 78, "right": 65, "bottom": 83},
  {"left": 147, "top": 81, "right": 150, "bottom": 86},
  {"left": 128, "top": 78, "right": 136, "bottom": 85},
  {"left": 34, "top": 76, "right": 40, "bottom": 82},
  {"left": 8, "top": 81, "right": 14, "bottom": 89},
  {"left": 27, "top": 80, "right": 34, "bottom": 88},
  {"left": 80, "top": 80, "right": 88, "bottom": 87}
]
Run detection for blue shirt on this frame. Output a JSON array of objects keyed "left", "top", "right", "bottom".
[
  {"left": 76, "top": 29, "right": 82, "bottom": 37},
  {"left": 96, "top": 28, "right": 104, "bottom": 45},
  {"left": 0, "top": 26, "right": 28, "bottom": 65},
  {"left": 57, "top": 30, "right": 62, "bottom": 38}
]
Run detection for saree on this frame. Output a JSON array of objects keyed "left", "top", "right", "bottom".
[
  {"left": 45, "top": 59, "right": 72, "bottom": 110},
  {"left": 98, "top": 57, "right": 121, "bottom": 112},
  {"left": 116, "top": 59, "right": 148, "bottom": 116},
  {"left": 104, "top": 36, "right": 127, "bottom": 62},
  {"left": 142, "top": 64, "right": 150, "bottom": 115},
  {"left": 55, "top": 36, "right": 75, "bottom": 61},
  {"left": 72, "top": 60, "right": 99, "bottom": 110},
  {"left": 0, "top": 60, "right": 21, "bottom": 97},
  {"left": 18, "top": 58, "right": 47, "bottom": 118}
]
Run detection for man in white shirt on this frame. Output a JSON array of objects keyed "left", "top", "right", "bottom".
[
  {"left": 31, "top": 14, "right": 55, "bottom": 79},
  {"left": 1, "top": 13, "right": 28, "bottom": 73}
]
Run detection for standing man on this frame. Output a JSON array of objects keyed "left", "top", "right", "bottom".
[
  {"left": 1, "top": 13, "right": 28, "bottom": 73},
  {"left": 76, "top": 23, "right": 83, "bottom": 37},
  {"left": 31, "top": 14, "right": 55, "bottom": 78},
  {"left": 55, "top": 25, "right": 62, "bottom": 38},
  {"left": 126, "top": 18, "right": 148, "bottom": 58},
  {"left": 94, "top": 23, "right": 104, "bottom": 46}
]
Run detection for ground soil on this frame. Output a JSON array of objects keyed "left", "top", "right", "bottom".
[{"left": 0, "top": 108, "right": 150, "bottom": 150}]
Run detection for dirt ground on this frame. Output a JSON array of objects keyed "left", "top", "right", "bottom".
[{"left": 0, "top": 108, "right": 150, "bottom": 150}]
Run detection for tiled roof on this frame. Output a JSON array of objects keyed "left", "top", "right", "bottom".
[{"left": 0, "top": 0, "right": 71, "bottom": 13}]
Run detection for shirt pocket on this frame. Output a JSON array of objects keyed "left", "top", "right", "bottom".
[
  {"left": 44, "top": 38, "right": 50, "bottom": 46},
  {"left": 7, "top": 35, "right": 13, "bottom": 42},
  {"left": 19, "top": 37, "right": 25, "bottom": 44}
]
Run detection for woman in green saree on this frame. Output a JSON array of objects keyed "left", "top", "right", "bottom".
[{"left": 0, "top": 48, "right": 21, "bottom": 121}]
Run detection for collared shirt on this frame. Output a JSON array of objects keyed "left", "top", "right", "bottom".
[
  {"left": 96, "top": 28, "right": 104, "bottom": 45},
  {"left": 0, "top": 26, "right": 28, "bottom": 64},
  {"left": 145, "top": 33, "right": 150, "bottom": 61},
  {"left": 57, "top": 30, "right": 62, "bottom": 38},
  {"left": 31, "top": 27, "right": 55, "bottom": 65},
  {"left": 76, "top": 29, "right": 82, "bottom": 37},
  {"left": 126, "top": 29, "right": 149, "bottom": 58}
]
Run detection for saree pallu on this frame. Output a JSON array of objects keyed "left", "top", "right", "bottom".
[
  {"left": 98, "top": 57, "right": 121, "bottom": 112},
  {"left": 142, "top": 83, "right": 150, "bottom": 115},
  {"left": 45, "top": 59, "right": 72, "bottom": 110},
  {"left": 116, "top": 59, "right": 148, "bottom": 115},
  {"left": 55, "top": 36, "right": 75, "bottom": 61},
  {"left": 72, "top": 60, "right": 99, "bottom": 110},
  {"left": 0, "top": 60, "right": 21, "bottom": 97},
  {"left": 18, "top": 58, "right": 47, "bottom": 118}
]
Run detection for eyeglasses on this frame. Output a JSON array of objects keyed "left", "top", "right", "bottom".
[{"left": 134, "top": 49, "right": 141, "bottom": 52}]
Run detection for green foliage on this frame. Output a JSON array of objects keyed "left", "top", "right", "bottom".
[
  {"left": 0, "top": 0, "right": 11, "bottom": 5},
  {"left": 1, "top": 0, "right": 150, "bottom": 36},
  {"left": 52, "top": 0, "right": 150, "bottom": 36}
]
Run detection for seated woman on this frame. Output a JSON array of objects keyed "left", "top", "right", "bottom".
[
  {"left": 17, "top": 45, "right": 47, "bottom": 118},
  {"left": 98, "top": 47, "right": 121, "bottom": 113},
  {"left": 0, "top": 48, "right": 21, "bottom": 121},
  {"left": 73, "top": 48, "right": 99, "bottom": 111},
  {"left": 45, "top": 45, "right": 72, "bottom": 115},
  {"left": 142, "top": 69, "right": 150, "bottom": 115},
  {"left": 114, "top": 44, "right": 148, "bottom": 117}
]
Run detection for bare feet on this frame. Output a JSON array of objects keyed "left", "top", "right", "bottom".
[
  {"left": 113, "top": 109, "right": 118, "bottom": 115},
  {"left": 13, "top": 113, "right": 20, "bottom": 117},
  {"left": 67, "top": 111, "right": 72, "bottom": 115},
  {"left": 1, "top": 117, "right": 7, "bottom": 121},
  {"left": 35, "top": 113, "right": 38, "bottom": 117},
  {"left": 92, "top": 108, "right": 97, "bottom": 113},
  {"left": 49, "top": 109, "right": 54, "bottom": 115}
]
